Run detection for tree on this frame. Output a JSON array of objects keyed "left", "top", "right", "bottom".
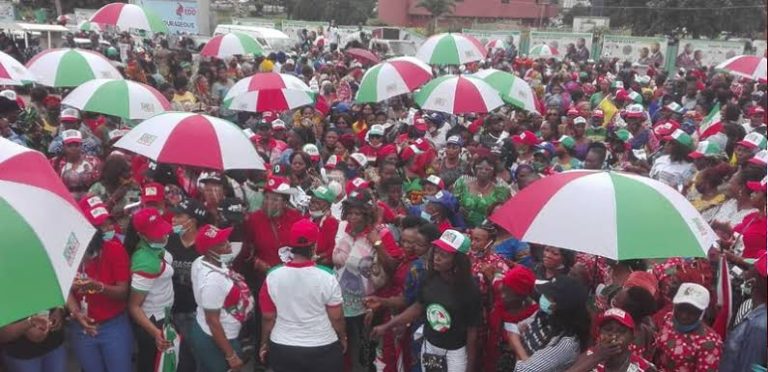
[{"left": 416, "top": 0, "right": 455, "bottom": 35}]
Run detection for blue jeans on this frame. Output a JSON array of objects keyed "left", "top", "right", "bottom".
[
  {"left": 2, "top": 345, "right": 66, "bottom": 372},
  {"left": 187, "top": 320, "right": 242, "bottom": 372},
  {"left": 67, "top": 312, "right": 133, "bottom": 372}
]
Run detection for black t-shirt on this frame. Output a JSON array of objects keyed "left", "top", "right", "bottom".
[
  {"left": 165, "top": 234, "right": 199, "bottom": 314},
  {"left": 417, "top": 274, "right": 482, "bottom": 350}
]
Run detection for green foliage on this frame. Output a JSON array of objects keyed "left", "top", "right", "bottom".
[{"left": 285, "top": 0, "right": 375, "bottom": 24}]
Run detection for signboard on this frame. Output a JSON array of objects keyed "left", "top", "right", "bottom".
[
  {"left": 752, "top": 40, "right": 766, "bottom": 57},
  {"left": 462, "top": 28, "right": 522, "bottom": 50},
  {"left": 529, "top": 31, "right": 593, "bottom": 58},
  {"left": 137, "top": 0, "right": 199, "bottom": 35},
  {"left": 675, "top": 39, "right": 745, "bottom": 69},
  {"left": 573, "top": 17, "right": 609, "bottom": 33},
  {"left": 601, "top": 35, "right": 667, "bottom": 66},
  {"left": 0, "top": 2, "right": 14, "bottom": 23}
]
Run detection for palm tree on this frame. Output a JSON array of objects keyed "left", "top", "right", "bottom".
[{"left": 417, "top": 0, "right": 455, "bottom": 35}]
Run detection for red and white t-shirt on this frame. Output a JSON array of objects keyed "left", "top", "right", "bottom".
[
  {"left": 259, "top": 261, "right": 343, "bottom": 347},
  {"left": 191, "top": 258, "right": 254, "bottom": 339}
]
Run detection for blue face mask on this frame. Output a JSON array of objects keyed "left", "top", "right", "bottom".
[
  {"left": 102, "top": 231, "right": 115, "bottom": 241},
  {"left": 172, "top": 224, "right": 185, "bottom": 235},
  {"left": 538, "top": 295, "right": 554, "bottom": 315},
  {"left": 673, "top": 319, "right": 701, "bottom": 333},
  {"left": 147, "top": 239, "right": 167, "bottom": 250}
]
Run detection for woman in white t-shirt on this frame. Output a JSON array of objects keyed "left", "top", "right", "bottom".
[
  {"left": 189, "top": 225, "right": 254, "bottom": 372},
  {"left": 649, "top": 129, "right": 696, "bottom": 190}
]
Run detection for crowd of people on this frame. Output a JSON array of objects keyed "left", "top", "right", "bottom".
[{"left": 0, "top": 24, "right": 766, "bottom": 372}]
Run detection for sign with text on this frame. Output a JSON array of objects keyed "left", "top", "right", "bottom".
[
  {"left": 138, "top": 0, "right": 198, "bottom": 35},
  {"left": 602, "top": 35, "right": 667, "bottom": 67},
  {"left": 676, "top": 39, "right": 745, "bottom": 69}
]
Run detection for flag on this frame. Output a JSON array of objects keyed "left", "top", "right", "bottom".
[
  {"left": 598, "top": 96, "right": 618, "bottom": 127},
  {"left": 154, "top": 310, "right": 181, "bottom": 372},
  {"left": 712, "top": 256, "right": 732, "bottom": 339},
  {"left": 698, "top": 103, "right": 722, "bottom": 140}
]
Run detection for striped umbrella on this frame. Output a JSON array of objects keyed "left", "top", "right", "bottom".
[
  {"left": 528, "top": 44, "right": 559, "bottom": 59},
  {"left": 224, "top": 72, "right": 314, "bottom": 112},
  {"left": 77, "top": 20, "right": 102, "bottom": 33},
  {"left": 715, "top": 55, "right": 767, "bottom": 83},
  {"left": 356, "top": 57, "right": 433, "bottom": 103},
  {"left": 416, "top": 33, "right": 487, "bottom": 66},
  {"left": 26, "top": 48, "right": 122, "bottom": 87},
  {"left": 113, "top": 112, "right": 265, "bottom": 170},
  {"left": 0, "top": 50, "right": 36, "bottom": 86},
  {"left": 0, "top": 138, "right": 96, "bottom": 327},
  {"left": 200, "top": 32, "right": 265, "bottom": 58},
  {"left": 62, "top": 79, "right": 170, "bottom": 120},
  {"left": 414, "top": 75, "right": 503, "bottom": 115},
  {"left": 489, "top": 170, "right": 716, "bottom": 260},
  {"left": 486, "top": 39, "right": 508, "bottom": 51},
  {"left": 471, "top": 68, "right": 538, "bottom": 113},
  {"left": 90, "top": 3, "right": 168, "bottom": 34}
]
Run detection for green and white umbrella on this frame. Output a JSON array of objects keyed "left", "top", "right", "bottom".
[
  {"left": 528, "top": 44, "right": 559, "bottom": 60},
  {"left": 78, "top": 20, "right": 102, "bottom": 33},
  {"left": 62, "top": 79, "right": 171, "bottom": 119},
  {"left": 25, "top": 48, "right": 123, "bottom": 87},
  {"left": 356, "top": 57, "right": 433, "bottom": 103},
  {"left": 414, "top": 75, "right": 503, "bottom": 115},
  {"left": 471, "top": 68, "right": 538, "bottom": 113},
  {"left": 490, "top": 170, "right": 716, "bottom": 260},
  {"left": 200, "top": 32, "right": 265, "bottom": 58},
  {"left": 0, "top": 138, "right": 96, "bottom": 327},
  {"left": 415, "top": 33, "right": 487, "bottom": 66}
]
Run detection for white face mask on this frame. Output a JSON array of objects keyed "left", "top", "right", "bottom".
[{"left": 310, "top": 209, "right": 326, "bottom": 219}]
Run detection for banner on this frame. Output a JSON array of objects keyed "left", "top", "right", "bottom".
[
  {"left": 137, "top": 0, "right": 198, "bottom": 35},
  {"left": 73, "top": 8, "right": 97, "bottom": 24},
  {"left": 675, "top": 39, "right": 745, "bottom": 69},
  {"left": 461, "top": 29, "right": 522, "bottom": 50},
  {"left": 0, "top": 2, "right": 14, "bottom": 22},
  {"left": 601, "top": 35, "right": 667, "bottom": 67},
  {"left": 529, "top": 31, "right": 593, "bottom": 58}
]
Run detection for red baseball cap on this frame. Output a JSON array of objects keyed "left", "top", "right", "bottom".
[
  {"left": 652, "top": 120, "right": 680, "bottom": 137},
  {"left": 195, "top": 224, "right": 233, "bottom": 255},
  {"left": 747, "top": 176, "right": 767, "bottom": 192},
  {"left": 288, "top": 219, "right": 319, "bottom": 248},
  {"left": 567, "top": 107, "right": 580, "bottom": 117},
  {"left": 614, "top": 89, "right": 629, "bottom": 102},
  {"left": 79, "top": 195, "right": 110, "bottom": 227},
  {"left": 345, "top": 177, "right": 370, "bottom": 195},
  {"left": 261, "top": 111, "right": 276, "bottom": 123},
  {"left": 592, "top": 109, "right": 605, "bottom": 118},
  {"left": 140, "top": 182, "right": 165, "bottom": 204},
  {"left": 132, "top": 208, "right": 173, "bottom": 240},
  {"left": 748, "top": 106, "right": 765, "bottom": 116},
  {"left": 501, "top": 266, "right": 536, "bottom": 296},
  {"left": 598, "top": 308, "right": 635, "bottom": 330},
  {"left": 512, "top": 130, "right": 540, "bottom": 146},
  {"left": 423, "top": 175, "right": 445, "bottom": 190},
  {"left": 264, "top": 175, "right": 293, "bottom": 195}
]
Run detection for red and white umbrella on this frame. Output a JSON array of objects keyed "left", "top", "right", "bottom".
[
  {"left": 355, "top": 56, "right": 433, "bottom": 103},
  {"left": 715, "top": 55, "right": 767, "bottom": 83},
  {"left": 113, "top": 112, "right": 265, "bottom": 170},
  {"left": 200, "top": 32, "right": 265, "bottom": 59},
  {"left": 90, "top": 3, "right": 168, "bottom": 34},
  {"left": 413, "top": 75, "right": 503, "bottom": 114},
  {"left": 62, "top": 79, "right": 170, "bottom": 120},
  {"left": 345, "top": 48, "right": 380, "bottom": 65},
  {"left": 0, "top": 51, "right": 36, "bottom": 85},
  {"left": 224, "top": 72, "right": 314, "bottom": 112},
  {"left": 26, "top": 48, "right": 122, "bottom": 87},
  {"left": 416, "top": 33, "right": 487, "bottom": 65},
  {"left": 486, "top": 39, "right": 509, "bottom": 51}
]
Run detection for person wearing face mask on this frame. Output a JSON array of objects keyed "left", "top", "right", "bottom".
[
  {"left": 652, "top": 282, "right": 722, "bottom": 372},
  {"left": 127, "top": 207, "right": 176, "bottom": 372},
  {"left": 469, "top": 224, "right": 509, "bottom": 298},
  {"left": 189, "top": 224, "right": 254, "bottom": 372},
  {"left": 166, "top": 198, "right": 208, "bottom": 372},
  {"left": 421, "top": 190, "right": 458, "bottom": 232},
  {"left": 509, "top": 275, "right": 592, "bottom": 372},
  {"left": 720, "top": 253, "right": 767, "bottom": 372},
  {"left": 65, "top": 196, "right": 132, "bottom": 372},
  {"left": 308, "top": 185, "right": 340, "bottom": 267},
  {"left": 359, "top": 124, "right": 386, "bottom": 164}
]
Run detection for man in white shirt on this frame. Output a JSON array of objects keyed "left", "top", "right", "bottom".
[{"left": 258, "top": 219, "right": 346, "bottom": 371}]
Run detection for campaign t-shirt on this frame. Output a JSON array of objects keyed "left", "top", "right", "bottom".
[
  {"left": 417, "top": 275, "right": 482, "bottom": 350},
  {"left": 75, "top": 240, "right": 131, "bottom": 322},
  {"left": 165, "top": 234, "right": 199, "bottom": 314},
  {"left": 192, "top": 257, "right": 254, "bottom": 339},
  {"left": 131, "top": 242, "right": 175, "bottom": 320}
]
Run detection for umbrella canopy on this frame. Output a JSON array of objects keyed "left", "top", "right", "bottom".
[
  {"left": 356, "top": 56, "right": 433, "bottom": 103},
  {"left": 62, "top": 79, "right": 170, "bottom": 120},
  {"left": 200, "top": 32, "right": 264, "bottom": 59},
  {"left": 715, "top": 55, "right": 767, "bottom": 83},
  {"left": 224, "top": 72, "right": 314, "bottom": 112},
  {"left": 345, "top": 48, "right": 380, "bottom": 65},
  {"left": 489, "top": 170, "right": 716, "bottom": 260},
  {"left": 90, "top": 3, "right": 168, "bottom": 34},
  {"left": 113, "top": 112, "right": 265, "bottom": 171},
  {"left": 414, "top": 75, "right": 503, "bottom": 115},
  {"left": 26, "top": 48, "right": 122, "bottom": 87},
  {"left": 0, "top": 50, "right": 36, "bottom": 86},
  {"left": 416, "top": 33, "right": 487, "bottom": 66},
  {"left": 0, "top": 138, "right": 96, "bottom": 327},
  {"left": 77, "top": 20, "right": 102, "bottom": 33},
  {"left": 528, "top": 44, "right": 559, "bottom": 59},
  {"left": 486, "top": 39, "right": 508, "bottom": 51},
  {"left": 471, "top": 68, "right": 538, "bottom": 113}
]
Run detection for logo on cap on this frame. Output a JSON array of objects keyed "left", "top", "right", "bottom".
[{"left": 205, "top": 226, "right": 219, "bottom": 238}]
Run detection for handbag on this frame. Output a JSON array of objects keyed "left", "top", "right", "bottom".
[{"left": 421, "top": 350, "right": 448, "bottom": 372}]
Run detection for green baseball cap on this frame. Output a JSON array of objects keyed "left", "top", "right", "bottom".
[
  {"left": 614, "top": 129, "right": 633, "bottom": 143},
  {"left": 664, "top": 129, "right": 694, "bottom": 150},
  {"left": 310, "top": 185, "right": 337, "bottom": 204},
  {"left": 555, "top": 135, "right": 575, "bottom": 150},
  {"left": 433, "top": 229, "right": 470, "bottom": 255}
]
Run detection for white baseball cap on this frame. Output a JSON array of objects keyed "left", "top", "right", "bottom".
[{"left": 673, "top": 282, "right": 709, "bottom": 311}]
